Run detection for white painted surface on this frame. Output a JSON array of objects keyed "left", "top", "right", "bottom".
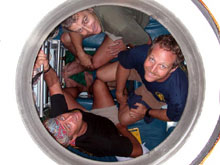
[{"left": 0, "top": 0, "right": 219, "bottom": 164}]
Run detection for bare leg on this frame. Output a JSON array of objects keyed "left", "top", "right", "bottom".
[
  {"left": 61, "top": 32, "right": 86, "bottom": 80},
  {"left": 96, "top": 61, "right": 119, "bottom": 82},
  {"left": 107, "top": 81, "right": 117, "bottom": 90},
  {"left": 61, "top": 32, "right": 77, "bottom": 55},
  {"left": 92, "top": 36, "right": 125, "bottom": 69},
  {"left": 61, "top": 33, "right": 124, "bottom": 71},
  {"left": 93, "top": 79, "right": 138, "bottom": 126},
  {"left": 64, "top": 72, "right": 93, "bottom": 92},
  {"left": 84, "top": 71, "right": 93, "bottom": 92},
  {"left": 62, "top": 61, "right": 89, "bottom": 90},
  {"left": 62, "top": 87, "right": 86, "bottom": 111},
  {"left": 62, "top": 61, "right": 85, "bottom": 77},
  {"left": 92, "top": 79, "right": 115, "bottom": 109},
  {"left": 61, "top": 32, "right": 94, "bottom": 88},
  {"left": 118, "top": 104, "right": 141, "bottom": 126},
  {"left": 64, "top": 77, "right": 87, "bottom": 90}
]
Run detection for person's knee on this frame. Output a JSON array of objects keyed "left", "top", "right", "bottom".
[
  {"left": 60, "top": 32, "right": 71, "bottom": 45},
  {"left": 92, "top": 58, "right": 102, "bottom": 69},
  {"left": 96, "top": 62, "right": 118, "bottom": 82},
  {"left": 131, "top": 144, "right": 143, "bottom": 158},
  {"left": 119, "top": 117, "right": 129, "bottom": 126},
  {"left": 93, "top": 79, "right": 105, "bottom": 91},
  {"left": 118, "top": 108, "right": 138, "bottom": 126},
  {"left": 92, "top": 54, "right": 114, "bottom": 69},
  {"left": 96, "top": 68, "right": 105, "bottom": 81},
  {"left": 118, "top": 113, "right": 130, "bottom": 126}
]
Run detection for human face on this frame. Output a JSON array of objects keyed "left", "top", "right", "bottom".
[
  {"left": 68, "top": 9, "right": 102, "bottom": 37},
  {"left": 56, "top": 110, "right": 83, "bottom": 139},
  {"left": 144, "top": 44, "right": 177, "bottom": 82}
]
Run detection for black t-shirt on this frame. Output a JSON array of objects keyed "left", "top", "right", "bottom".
[{"left": 49, "top": 94, "right": 133, "bottom": 157}]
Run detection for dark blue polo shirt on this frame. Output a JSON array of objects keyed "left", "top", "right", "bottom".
[{"left": 118, "top": 44, "right": 188, "bottom": 121}]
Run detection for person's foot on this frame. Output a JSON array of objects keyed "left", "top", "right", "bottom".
[{"left": 62, "top": 61, "right": 85, "bottom": 78}]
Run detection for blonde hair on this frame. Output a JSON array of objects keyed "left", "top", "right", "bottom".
[{"left": 149, "top": 34, "right": 184, "bottom": 68}]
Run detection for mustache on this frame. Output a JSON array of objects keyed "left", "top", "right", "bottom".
[{"left": 146, "top": 69, "right": 158, "bottom": 77}]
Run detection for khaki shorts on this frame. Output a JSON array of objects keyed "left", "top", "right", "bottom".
[
  {"left": 90, "top": 105, "right": 119, "bottom": 125},
  {"left": 128, "top": 69, "right": 166, "bottom": 109}
]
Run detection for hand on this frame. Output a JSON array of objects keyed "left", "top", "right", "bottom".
[
  {"left": 34, "top": 50, "right": 49, "bottom": 71},
  {"left": 129, "top": 103, "right": 147, "bottom": 120},
  {"left": 77, "top": 52, "right": 94, "bottom": 69},
  {"left": 106, "top": 39, "right": 126, "bottom": 57}
]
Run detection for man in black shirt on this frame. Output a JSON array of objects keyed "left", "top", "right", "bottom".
[{"left": 34, "top": 50, "right": 142, "bottom": 157}]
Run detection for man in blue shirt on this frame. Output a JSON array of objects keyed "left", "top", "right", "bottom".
[
  {"left": 117, "top": 34, "right": 188, "bottom": 125},
  {"left": 97, "top": 34, "right": 188, "bottom": 125}
]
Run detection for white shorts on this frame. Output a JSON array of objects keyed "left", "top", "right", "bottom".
[{"left": 90, "top": 105, "right": 119, "bottom": 125}]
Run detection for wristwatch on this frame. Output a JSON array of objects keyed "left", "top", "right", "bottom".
[
  {"left": 145, "top": 108, "right": 152, "bottom": 117},
  {"left": 44, "top": 65, "right": 51, "bottom": 74}
]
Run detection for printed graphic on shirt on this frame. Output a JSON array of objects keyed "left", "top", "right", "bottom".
[{"left": 155, "top": 92, "right": 166, "bottom": 102}]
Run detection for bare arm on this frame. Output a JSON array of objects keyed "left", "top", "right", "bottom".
[
  {"left": 116, "top": 64, "right": 130, "bottom": 105},
  {"left": 44, "top": 69, "right": 63, "bottom": 96},
  {"left": 69, "top": 32, "right": 93, "bottom": 68},
  {"left": 149, "top": 109, "right": 171, "bottom": 121},
  {"left": 34, "top": 50, "right": 63, "bottom": 96},
  {"left": 116, "top": 123, "right": 143, "bottom": 157},
  {"left": 69, "top": 32, "right": 84, "bottom": 55},
  {"left": 129, "top": 103, "right": 171, "bottom": 122}
]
